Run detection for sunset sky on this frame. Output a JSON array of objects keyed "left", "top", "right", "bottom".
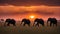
[{"left": 0, "top": 0, "right": 60, "bottom": 20}]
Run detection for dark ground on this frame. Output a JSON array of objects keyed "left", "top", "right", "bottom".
[{"left": 0, "top": 21, "right": 60, "bottom": 34}]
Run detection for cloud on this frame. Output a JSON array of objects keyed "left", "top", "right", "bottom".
[
  {"left": 0, "top": 0, "right": 60, "bottom": 6},
  {"left": 33, "top": 11, "right": 54, "bottom": 15},
  {"left": 0, "top": 6, "right": 60, "bottom": 16}
]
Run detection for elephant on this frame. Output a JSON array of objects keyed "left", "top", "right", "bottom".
[
  {"left": 33, "top": 18, "right": 44, "bottom": 27},
  {"left": 4, "top": 19, "right": 16, "bottom": 26},
  {"left": 0, "top": 19, "right": 4, "bottom": 21},
  {"left": 21, "top": 18, "right": 31, "bottom": 27},
  {"left": 0, "top": 19, "right": 4, "bottom": 23},
  {"left": 47, "top": 18, "right": 57, "bottom": 27}
]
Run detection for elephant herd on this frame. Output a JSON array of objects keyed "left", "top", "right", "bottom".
[{"left": 0, "top": 18, "right": 57, "bottom": 27}]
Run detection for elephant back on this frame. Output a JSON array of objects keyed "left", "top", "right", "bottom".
[
  {"left": 22, "top": 19, "right": 30, "bottom": 24},
  {"left": 5, "top": 19, "right": 11, "bottom": 22},
  {"left": 34, "top": 18, "right": 39, "bottom": 22}
]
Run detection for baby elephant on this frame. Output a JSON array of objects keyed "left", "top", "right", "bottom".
[
  {"left": 21, "top": 18, "right": 31, "bottom": 27},
  {"left": 4, "top": 19, "right": 16, "bottom": 26},
  {"left": 33, "top": 18, "right": 44, "bottom": 27},
  {"left": 47, "top": 18, "right": 57, "bottom": 27}
]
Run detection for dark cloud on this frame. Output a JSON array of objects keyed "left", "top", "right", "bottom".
[
  {"left": 0, "top": 11, "right": 54, "bottom": 16},
  {"left": 34, "top": 11, "right": 54, "bottom": 15},
  {"left": 0, "top": 11, "right": 29, "bottom": 15},
  {"left": 0, "top": 0, "right": 60, "bottom": 6}
]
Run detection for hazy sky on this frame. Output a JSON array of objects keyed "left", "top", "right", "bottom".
[
  {"left": 0, "top": 0, "right": 60, "bottom": 6},
  {"left": 0, "top": 0, "right": 60, "bottom": 20},
  {"left": 0, "top": 6, "right": 60, "bottom": 15}
]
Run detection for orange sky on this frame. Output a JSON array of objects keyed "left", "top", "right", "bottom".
[{"left": 0, "top": 5, "right": 60, "bottom": 20}]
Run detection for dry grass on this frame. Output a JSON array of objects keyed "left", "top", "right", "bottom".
[{"left": 0, "top": 21, "right": 60, "bottom": 34}]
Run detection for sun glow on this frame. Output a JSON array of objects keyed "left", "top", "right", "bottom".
[{"left": 30, "top": 16, "right": 35, "bottom": 19}]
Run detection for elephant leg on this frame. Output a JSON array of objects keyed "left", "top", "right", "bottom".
[
  {"left": 56, "top": 23, "right": 57, "bottom": 26},
  {"left": 28, "top": 24, "right": 30, "bottom": 27},
  {"left": 42, "top": 24, "right": 44, "bottom": 26},
  {"left": 13, "top": 23, "right": 16, "bottom": 26},
  {"left": 35, "top": 23, "right": 39, "bottom": 27},
  {"left": 50, "top": 23, "right": 52, "bottom": 27},
  {"left": 37, "top": 24, "right": 39, "bottom": 27},
  {"left": 53, "top": 23, "right": 57, "bottom": 27},
  {"left": 35, "top": 24, "right": 37, "bottom": 27},
  {"left": 53, "top": 23, "right": 54, "bottom": 27},
  {"left": 7, "top": 23, "right": 10, "bottom": 26},
  {"left": 23, "top": 23, "right": 25, "bottom": 26},
  {"left": 42, "top": 23, "right": 44, "bottom": 26}
]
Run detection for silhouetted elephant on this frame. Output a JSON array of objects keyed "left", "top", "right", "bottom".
[
  {"left": 4, "top": 19, "right": 16, "bottom": 26},
  {"left": 21, "top": 19, "right": 31, "bottom": 27},
  {"left": 33, "top": 18, "right": 44, "bottom": 27},
  {"left": 0, "top": 19, "right": 4, "bottom": 21},
  {"left": 0, "top": 19, "right": 4, "bottom": 23},
  {"left": 47, "top": 18, "right": 57, "bottom": 27}
]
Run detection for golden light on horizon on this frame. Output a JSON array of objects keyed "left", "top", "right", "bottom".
[{"left": 30, "top": 15, "right": 35, "bottom": 19}]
